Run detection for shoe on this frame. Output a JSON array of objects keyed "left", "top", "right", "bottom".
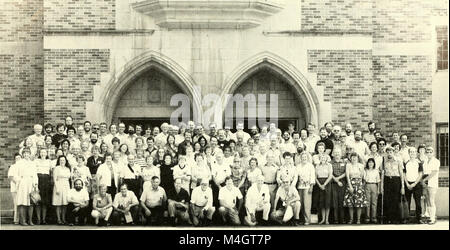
[
  {"left": 41, "top": 221, "right": 47, "bottom": 225},
  {"left": 364, "top": 219, "right": 370, "bottom": 224},
  {"left": 347, "top": 220, "right": 353, "bottom": 225},
  {"left": 69, "top": 223, "right": 74, "bottom": 226},
  {"left": 304, "top": 222, "right": 310, "bottom": 226},
  {"left": 294, "top": 220, "right": 303, "bottom": 226},
  {"left": 356, "top": 220, "right": 361, "bottom": 225},
  {"left": 14, "top": 222, "right": 19, "bottom": 225},
  {"left": 20, "top": 222, "right": 29, "bottom": 226},
  {"left": 28, "top": 221, "right": 34, "bottom": 226},
  {"left": 371, "top": 219, "right": 378, "bottom": 224},
  {"left": 428, "top": 220, "right": 436, "bottom": 225}
]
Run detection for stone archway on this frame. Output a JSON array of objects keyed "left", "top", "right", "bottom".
[
  {"left": 86, "top": 51, "right": 201, "bottom": 124},
  {"left": 220, "top": 51, "right": 321, "bottom": 129}
]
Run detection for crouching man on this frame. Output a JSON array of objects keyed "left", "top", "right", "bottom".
[
  {"left": 140, "top": 176, "right": 167, "bottom": 226},
  {"left": 67, "top": 179, "right": 90, "bottom": 226},
  {"left": 190, "top": 179, "right": 215, "bottom": 226},
  {"left": 167, "top": 178, "right": 191, "bottom": 226},
  {"left": 245, "top": 175, "right": 271, "bottom": 226},
  {"left": 111, "top": 183, "right": 139, "bottom": 225},
  {"left": 270, "top": 181, "right": 301, "bottom": 225},
  {"left": 218, "top": 176, "right": 243, "bottom": 226}
]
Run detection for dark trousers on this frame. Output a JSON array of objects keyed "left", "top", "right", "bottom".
[
  {"left": 143, "top": 204, "right": 165, "bottom": 225},
  {"left": 331, "top": 182, "right": 346, "bottom": 223},
  {"left": 67, "top": 203, "right": 89, "bottom": 224},
  {"left": 405, "top": 182, "right": 422, "bottom": 221},
  {"left": 111, "top": 206, "right": 139, "bottom": 225},
  {"left": 123, "top": 179, "right": 140, "bottom": 198},
  {"left": 383, "top": 176, "right": 401, "bottom": 223},
  {"left": 107, "top": 185, "right": 117, "bottom": 200}
]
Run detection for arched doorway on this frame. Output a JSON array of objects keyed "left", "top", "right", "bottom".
[
  {"left": 111, "top": 68, "right": 191, "bottom": 128},
  {"left": 221, "top": 52, "right": 321, "bottom": 132}
]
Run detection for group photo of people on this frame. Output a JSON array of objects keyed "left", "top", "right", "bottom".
[{"left": 7, "top": 116, "right": 441, "bottom": 227}]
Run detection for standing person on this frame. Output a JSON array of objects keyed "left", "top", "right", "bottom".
[
  {"left": 330, "top": 148, "right": 347, "bottom": 224},
  {"left": 91, "top": 184, "right": 113, "bottom": 226},
  {"left": 190, "top": 179, "right": 216, "bottom": 227},
  {"left": 364, "top": 158, "right": 380, "bottom": 224},
  {"left": 352, "top": 131, "right": 370, "bottom": 161},
  {"left": 119, "top": 154, "right": 141, "bottom": 198},
  {"left": 160, "top": 153, "right": 175, "bottom": 194},
  {"left": 295, "top": 152, "right": 315, "bottom": 225},
  {"left": 218, "top": 177, "right": 243, "bottom": 226},
  {"left": 97, "top": 153, "right": 120, "bottom": 199},
  {"left": 403, "top": 147, "right": 424, "bottom": 224},
  {"left": 66, "top": 179, "right": 90, "bottom": 226},
  {"left": 16, "top": 149, "right": 38, "bottom": 226},
  {"left": 52, "top": 123, "right": 67, "bottom": 149},
  {"left": 35, "top": 148, "right": 52, "bottom": 225},
  {"left": 142, "top": 155, "right": 161, "bottom": 191},
  {"left": 86, "top": 146, "right": 104, "bottom": 194},
  {"left": 315, "top": 127, "right": 333, "bottom": 155},
  {"left": 71, "top": 155, "right": 92, "bottom": 193},
  {"left": 382, "top": 146, "right": 405, "bottom": 224},
  {"left": 260, "top": 153, "right": 279, "bottom": 207},
  {"left": 167, "top": 178, "right": 191, "bottom": 226},
  {"left": 343, "top": 153, "right": 367, "bottom": 224},
  {"left": 191, "top": 153, "right": 212, "bottom": 190},
  {"left": 140, "top": 176, "right": 167, "bottom": 226},
  {"left": 8, "top": 153, "right": 22, "bottom": 225},
  {"left": 210, "top": 152, "right": 230, "bottom": 206},
  {"left": 417, "top": 144, "right": 429, "bottom": 223},
  {"left": 366, "top": 142, "right": 383, "bottom": 170},
  {"left": 52, "top": 155, "right": 71, "bottom": 225},
  {"left": 423, "top": 146, "right": 440, "bottom": 225},
  {"left": 246, "top": 158, "right": 263, "bottom": 187},
  {"left": 111, "top": 184, "right": 140, "bottom": 225},
  {"left": 244, "top": 175, "right": 271, "bottom": 226},
  {"left": 270, "top": 180, "right": 301, "bottom": 225},
  {"left": 315, "top": 154, "right": 333, "bottom": 225},
  {"left": 363, "top": 121, "right": 377, "bottom": 145}
]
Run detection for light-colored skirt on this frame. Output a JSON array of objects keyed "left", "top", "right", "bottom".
[
  {"left": 52, "top": 178, "right": 70, "bottom": 206},
  {"left": 16, "top": 177, "right": 34, "bottom": 206}
]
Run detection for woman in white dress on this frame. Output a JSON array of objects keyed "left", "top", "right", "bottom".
[
  {"left": 16, "top": 149, "right": 38, "bottom": 226},
  {"left": 52, "top": 155, "right": 71, "bottom": 225}
]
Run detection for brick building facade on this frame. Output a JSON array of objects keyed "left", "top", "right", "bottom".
[{"left": 0, "top": 0, "right": 448, "bottom": 215}]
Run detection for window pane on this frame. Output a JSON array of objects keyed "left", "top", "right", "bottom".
[{"left": 437, "top": 123, "right": 449, "bottom": 167}]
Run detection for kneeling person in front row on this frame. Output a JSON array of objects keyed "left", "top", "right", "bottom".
[
  {"left": 190, "top": 179, "right": 215, "bottom": 226},
  {"left": 91, "top": 184, "right": 113, "bottom": 226},
  {"left": 67, "top": 179, "right": 90, "bottom": 226},
  {"left": 140, "top": 176, "right": 167, "bottom": 226},
  {"left": 111, "top": 183, "right": 140, "bottom": 225},
  {"left": 271, "top": 181, "right": 301, "bottom": 225},
  {"left": 218, "top": 176, "right": 243, "bottom": 226},
  {"left": 167, "top": 178, "right": 191, "bottom": 226},
  {"left": 245, "top": 175, "right": 271, "bottom": 226}
]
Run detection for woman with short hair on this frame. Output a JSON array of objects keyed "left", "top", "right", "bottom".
[
  {"left": 344, "top": 152, "right": 367, "bottom": 224},
  {"left": 35, "top": 148, "right": 52, "bottom": 224},
  {"left": 16, "top": 149, "right": 38, "bottom": 226}
]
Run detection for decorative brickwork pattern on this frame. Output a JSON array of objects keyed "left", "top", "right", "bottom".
[
  {"left": 44, "top": 49, "right": 110, "bottom": 124},
  {"left": 44, "top": 0, "right": 115, "bottom": 30},
  {"left": 307, "top": 50, "right": 373, "bottom": 130},
  {"left": 0, "top": 0, "right": 43, "bottom": 42},
  {"left": 301, "top": 0, "right": 373, "bottom": 32},
  {"left": 372, "top": 55, "right": 433, "bottom": 145}
]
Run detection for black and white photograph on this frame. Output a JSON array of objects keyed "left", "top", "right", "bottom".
[{"left": 0, "top": 0, "right": 449, "bottom": 238}]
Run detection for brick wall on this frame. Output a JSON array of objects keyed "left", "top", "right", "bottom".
[
  {"left": 44, "top": 0, "right": 115, "bottom": 30},
  {"left": 307, "top": 50, "right": 373, "bottom": 130},
  {"left": 372, "top": 55, "right": 433, "bottom": 145},
  {"left": 301, "top": 0, "right": 373, "bottom": 32},
  {"left": 0, "top": 0, "right": 44, "bottom": 188},
  {"left": 44, "top": 49, "right": 110, "bottom": 124},
  {"left": 0, "top": 0, "right": 43, "bottom": 42}
]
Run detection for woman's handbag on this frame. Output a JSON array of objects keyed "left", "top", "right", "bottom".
[
  {"left": 399, "top": 195, "right": 409, "bottom": 222},
  {"left": 30, "top": 187, "right": 41, "bottom": 205}
]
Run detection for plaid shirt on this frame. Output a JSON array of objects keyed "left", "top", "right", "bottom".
[{"left": 331, "top": 159, "right": 346, "bottom": 177}]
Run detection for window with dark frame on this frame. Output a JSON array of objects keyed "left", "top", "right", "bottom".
[
  {"left": 436, "top": 123, "right": 449, "bottom": 167},
  {"left": 436, "top": 26, "right": 448, "bottom": 71}
]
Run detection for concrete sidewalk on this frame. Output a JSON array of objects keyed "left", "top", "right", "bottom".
[{"left": 1, "top": 220, "right": 448, "bottom": 230}]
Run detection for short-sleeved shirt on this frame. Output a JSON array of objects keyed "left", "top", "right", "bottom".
[
  {"left": 316, "top": 163, "right": 332, "bottom": 179},
  {"left": 140, "top": 186, "right": 166, "bottom": 208},
  {"left": 315, "top": 137, "right": 334, "bottom": 154},
  {"left": 296, "top": 163, "right": 316, "bottom": 189},
  {"left": 404, "top": 159, "right": 423, "bottom": 182},
  {"left": 167, "top": 187, "right": 190, "bottom": 203},
  {"left": 68, "top": 188, "right": 90, "bottom": 204},
  {"left": 365, "top": 168, "right": 380, "bottom": 183},
  {"left": 424, "top": 157, "right": 440, "bottom": 188},
  {"left": 113, "top": 191, "right": 138, "bottom": 209},
  {"left": 276, "top": 186, "right": 300, "bottom": 207},
  {"left": 219, "top": 186, "right": 243, "bottom": 208},
  {"left": 7, "top": 163, "right": 19, "bottom": 192},
  {"left": 93, "top": 193, "right": 112, "bottom": 209},
  {"left": 384, "top": 158, "right": 402, "bottom": 177},
  {"left": 211, "top": 162, "right": 231, "bottom": 185}
]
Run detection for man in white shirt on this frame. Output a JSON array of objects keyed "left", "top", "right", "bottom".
[
  {"left": 423, "top": 146, "right": 440, "bottom": 224},
  {"left": 102, "top": 124, "right": 118, "bottom": 151},
  {"left": 403, "top": 147, "right": 424, "bottom": 223},
  {"left": 67, "top": 179, "right": 90, "bottom": 226},
  {"left": 190, "top": 179, "right": 216, "bottom": 226},
  {"left": 399, "top": 134, "right": 411, "bottom": 163},
  {"left": 351, "top": 130, "right": 370, "bottom": 160},
  {"left": 111, "top": 183, "right": 140, "bottom": 225},
  {"left": 115, "top": 123, "right": 128, "bottom": 145},
  {"left": 279, "top": 131, "right": 296, "bottom": 154},
  {"left": 344, "top": 123, "right": 355, "bottom": 146},
  {"left": 97, "top": 154, "right": 120, "bottom": 198},
  {"left": 155, "top": 123, "right": 170, "bottom": 147},
  {"left": 245, "top": 175, "right": 271, "bottom": 226},
  {"left": 140, "top": 176, "right": 167, "bottom": 225},
  {"left": 218, "top": 177, "right": 243, "bottom": 225}
]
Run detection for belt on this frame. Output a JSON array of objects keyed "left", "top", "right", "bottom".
[
  {"left": 264, "top": 182, "right": 277, "bottom": 185},
  {"left": 366, "top": 182, "right": 378, "bottom": 184},
  {"left": 384, "top": 176, "right": 400, "bottom": 179}
]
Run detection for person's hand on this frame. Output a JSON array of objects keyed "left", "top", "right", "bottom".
[
  {"left": 250, "top": 213, "right": 256, "bottom": 223},
  {"left": 349, "top": 187, "right": 354, "bottom": 194},
  {"left": 124, "top": 206, "right": 130, "bottom": 213},
  {"left": 411, "top": 182, "right": 417, "bottom": 188},
  {"left": 308, "top": 187, "right": 313, "bottom": 194},
  {"left": 406, "top": 184, "right": 412, "bottom": 190},
  {"left": 144, "top": 209, "right": 151, "bottom": 217},
  {"left": 73, "top": 207, "right": 80, "bottom": 212},
  {"left": 337, "top": 181, "right": 343, "bottom": 187},
  {"left": 380, "top": 187, "right": 384, "bottom": 194},
  {"left": 320, "top": 185, "right": 325, "bottom": 191},
  {"left": 401, "top": 187, "right": 405, "bottom": 195}
]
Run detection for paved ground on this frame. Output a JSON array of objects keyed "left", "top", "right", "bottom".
[{"left": 1, "top": 220, "right": 448, "bottom": 230}]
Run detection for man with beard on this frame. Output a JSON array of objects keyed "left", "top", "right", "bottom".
[
  {"left": 324, "top": 122, "right": 334, "bottom": 140},
  {"left": 67, "top": 179, "right": 90, "bottom": 226},
  {"left": 280, "top": 131, "right": 296, "bottom": 154},
  {"left": 216, "top": 129, "right": 229, "bottom": 150},
  {"left": 125, "top": 125, "right": 138, "bottom": 152},
  {"left": 178, "top": 130, "right": 193, "bottom": 155},
  {"left": 363, "top": 121, "right": 377, "bottom": 145},
  {"left": 344, "top": 123, "right": 355, "bottom": 146},
  {"left": 331, "top": 126, "right": 346, "bottom": 158},
  {"left": 314, "top": 127, "right": 333, "bottom": 155},
  {"left": 351, "top": 130, "right": 370, "bottom": 160},
  {"left": 250, "top": 125, "right": 259, "bottom": 138},
  {"left": 44, "top": 123, "right": 54, "bottom": 137},
  {"left": 81, "top": 121, "right": 92, "bottom": 142},
  {"left": 88, "top": 132, "right": 102, "bottom": 153}
]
